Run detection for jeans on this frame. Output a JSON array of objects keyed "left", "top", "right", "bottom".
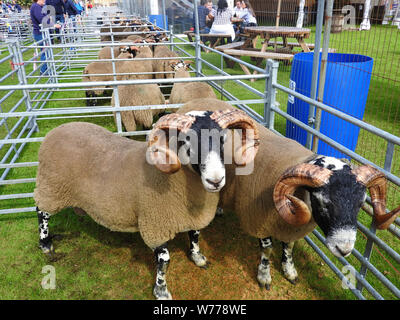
[
  {"left": 33, "top": 33, "right": 47, "bottom": 75},
  {"left": 54, "top": 14, "right": 64, "bottom": 38}
]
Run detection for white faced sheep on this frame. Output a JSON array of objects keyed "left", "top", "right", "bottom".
[
  {"left": 168, "top": 61, "right": 217, "bottom": 105},
  {"left": 177, "top": 99, "right": 400, "bottom": 290},
  {"left": 34, "top": 107, "right": 260, "bottom": 300}
]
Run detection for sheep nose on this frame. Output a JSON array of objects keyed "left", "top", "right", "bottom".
[
  {"left": 206, "top": 177, "right": 224, "bottom": 188},
  {"left": 335, "top": 245, "right": 352, "bottom": 257}
]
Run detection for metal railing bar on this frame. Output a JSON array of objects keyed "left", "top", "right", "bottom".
[
  {"left": 0, "top": 74, "right": 267, "bottom": 91},
  {"left": 304, "top": 235, "right": 366, "bottom": 300},
  {"left": 271, "top": 106, "right": 400, "bottom": 186}
]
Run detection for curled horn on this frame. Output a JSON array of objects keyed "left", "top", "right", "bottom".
[
  {"left": 352, "top": 165, "right": 400, "bottom": 230},
  {"left": 210, "top": 109, "right": 260, "bottom": 166},
  {"left": 273, "top": 163, "right": 333, "bottom": 226},
  {"left": 147, "top": 113, "right": 195, "bottom": 174}
]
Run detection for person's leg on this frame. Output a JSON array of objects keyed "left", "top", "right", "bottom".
[{"left": 33, "top": 33, "right": 47, "bottom": 75}]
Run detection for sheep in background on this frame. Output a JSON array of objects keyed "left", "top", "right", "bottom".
[
  {"left": 83, "top": 43, "right": 152, "bottom": 106},
  {"left": 169, "top": 61, "right": 217, "bottom": 105},
  {"left": 97, "top": 43, "right": 135, "bottom": 60},
  {"left": 153, "top": 44, "right": 180, "bottom": 80},
  {"left": 111, "top": 83, "right": 166, "bottom": 132},
  {"left": 177, "top": 100, "right": 400, "bottom": 290},
  {"left": 34, "top": 107, "right": 260, "bottom": 299}
]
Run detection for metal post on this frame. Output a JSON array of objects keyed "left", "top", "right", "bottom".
[
  {"left": 305, "top": 0, "right": 325, "bottom": 149},
  {"left": 162, "top": 0, "right": 167, "bottom": 31},
  {"left": 264, "top": 59, "right": 279, "bottom": 129},
  {"left": 312, "top": 0, "right": 333, "bottom": 153},
  {"left": 110, "top": 29, "right": 123, "bottom": 133},
  {"left": 193, "top": 0, "right": 202, "bottom": 76}
]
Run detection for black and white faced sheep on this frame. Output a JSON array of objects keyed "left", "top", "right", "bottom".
[
  {"left": 177, "top": 99, "right": 400, "bottom": 290},
  {"left": 168, "top": 61, "right": 217, "bottom": 105},
  {"left": 34, "top": 106, "right": 260, "bottom": 300}
]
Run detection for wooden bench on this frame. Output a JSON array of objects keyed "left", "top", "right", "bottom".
[
  {"left": 183, "top": 31, "right": 232, "bottom": 51},
  {"left": 215, "top": 41, "right": 246, "bottom": 52},
  {"left": 220, "top": 49, "right": 294, "bottom": 82},
  {"left": 265, "top": 41, "right": 336, "bottom": 53},
  {"left": 215, "top": 41, "right": 247, "bottom": 67}
]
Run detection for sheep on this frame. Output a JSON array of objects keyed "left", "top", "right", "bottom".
[
  {"left": 153, "top": 44, "right": 180, "bottom": 80},
  {"left": 83, "top": 43, "right": 153, "bottom": 106},
  {"left": 100, "top": 25, "right": 130, "bottom": 42},
  {"left": 111, "top": 83, "right": 166, "bottom": 132},
  {"left": 176, "top": 99, "right": 400, "bottom": 290},
  {"left": 33, "top": 107, "right": 260, "bottom": 299},
  {"left": 169, "top": 61, "right": 217, "bottom": 105},
  {"left": 97, "top": 43, "right": 135, "bottom": 60},
  {"left": 109, "top": 43, "right": 159, "bottom": 131}
]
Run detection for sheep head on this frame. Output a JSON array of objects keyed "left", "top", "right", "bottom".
[
  {"left": 147, "top": 109, "right": 259, "bottom": 192},
  {"left": 273, "top": 156, "right": 400, "bottom": 257},
  {"left": 171, "top": 60, "right": 192, "bottom": 72}
]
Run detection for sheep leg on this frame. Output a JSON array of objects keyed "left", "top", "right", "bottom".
[
  {"left": 188, "top": 230, "right": 209, "bottom": 269},
  {"left": 257, "top": 237, "right": 273, "bottom": 290},
  {"left": 153, "top": 243, "right": 172, "bottom": 300},
  {"left": 37, "top": 207, "right": 54, "bottom": 255},
  {"left": 281, "top": 241, "right": 298, "bottom": 285}
]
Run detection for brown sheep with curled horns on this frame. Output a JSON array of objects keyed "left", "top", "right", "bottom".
[
  {"left": 177, "top": 98, "right": 400, "bottom": 290},
  {"left": 33, "top": 104, "right": 260, "bottom": 299}
]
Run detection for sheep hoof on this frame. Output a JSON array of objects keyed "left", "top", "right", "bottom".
[
  {"left": 200, "top": 261, "right": 211, "bottom": 270},
  {"left": 153, "top": 285, "right": 172, "bottom": 300},
  {"left": 190, "top": 252, "right": 208, "bottom": 269},
  {"left": 258, "top": 281, "right": 271, "bottom": 291},
  {"left": 39, "top": 242, "right": 54, "bottom": 255},
  {"left": 215, "top": 207, "right": 224, "bottom": 217}
]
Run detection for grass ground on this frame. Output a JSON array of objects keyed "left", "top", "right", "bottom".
[{"left": 0, "top": 25, "right": 399, "bottom": 300}]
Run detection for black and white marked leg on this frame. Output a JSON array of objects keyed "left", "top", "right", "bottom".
[
  {"left": 37, "top": 207, "right": 54, "bottom": 254},
  {"left": 281, "top": 241, "right": 298, "bottom": 285},
  {"left": 257, "top": 237, "right": 273, "bottom": 290},
  {"left": 153, "top": 243, "right": 172, "bottom": 300},
  {"left": 188, "top": 230, "right": 208, "bottom": 268}
]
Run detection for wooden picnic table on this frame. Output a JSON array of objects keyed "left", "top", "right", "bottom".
[{"left": 243, "top": 26, "right": 312, "bottom": 53}]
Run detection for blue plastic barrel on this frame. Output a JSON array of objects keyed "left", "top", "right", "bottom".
[
  {"left": 286, "top": 52, "right": 373, "bottom": 159},
  {"left": 148, "top": 14, "right": 168, "bottom": 30}
]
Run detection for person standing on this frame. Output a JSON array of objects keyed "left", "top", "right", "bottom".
[
  {"left": 208, "top": 0, "right": 235, "bottom": 42},
  {"left": 30, "top": 0, "right": 60, "bottom": 74},
  {"left": 63, "top": 0, "right": 78, "bottom": 32},
  {"left": 46, "top": 0, "right": 65, "bottom": 40}
]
